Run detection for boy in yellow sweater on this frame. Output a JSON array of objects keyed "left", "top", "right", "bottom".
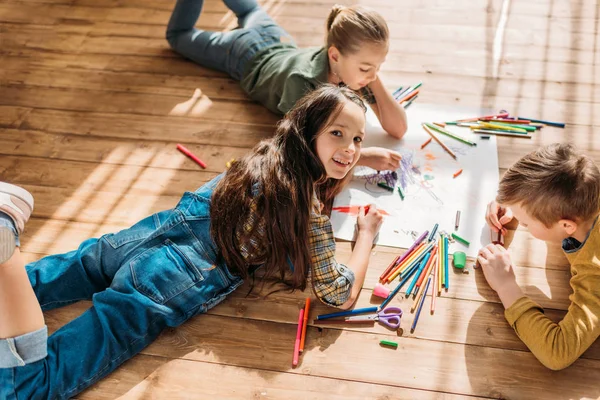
[{"left": 480, "top": 143, "right": 600, "bottom": 370}]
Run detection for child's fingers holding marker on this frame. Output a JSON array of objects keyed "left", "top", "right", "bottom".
[{"left": 485, "top": 200, "right": 505, "bottom": 233}]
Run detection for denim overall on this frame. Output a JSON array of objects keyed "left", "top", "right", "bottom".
[{"left": 0, "top": 175, "right": 243, "bottom": 399}]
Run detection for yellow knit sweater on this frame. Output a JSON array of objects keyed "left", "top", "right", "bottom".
[{"left": 505, "top": 220, "right": 600, "bottom": 370}]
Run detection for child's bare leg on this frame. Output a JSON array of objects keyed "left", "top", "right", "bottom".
[
  {"left": 0, "top": 238, "right": 44, "bottom": 339},
  {"left": 0, "top": 183, "right": 43, "bottom": 339}
]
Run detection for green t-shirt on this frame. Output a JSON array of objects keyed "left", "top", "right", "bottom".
[
  {"left": 240, "top": 45, "right": 376, "bottom": 116},
  {"left": 240, "top": 45, "right": 329, "bottom": 115}
]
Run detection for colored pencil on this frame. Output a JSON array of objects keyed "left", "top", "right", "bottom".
[
  {"left": 421, "top": 124, "right": 457, "bottom": 160},
  {"left": 397, "top": 185, "right": 405, "bottom": 200},
  {"left": 453, "top": 169, "right": 463, "bottom": 178},
  {"left": 299, "top": 298, "right": 310, "bottom": 353},
  {"left": 380, "top": 263, "right": 421, "bottom": 309},
  {"left": 398, "top": 242, "right": 435, "bottom": 280},
  {"left": 470, "top": 127, "right": 529, "bottom": 135},
  {"left": 437, "top": 237, "right": 443, "bottom": 295},
  {"left": 478, "top": 121, "right": 537, "bottom": 131},
  {"left": 453, "top": 112, "right": 509, "bottom": 123},
  {"left": 316, "top": 306, "right": 378, "bottom": 320},
  {"left": 517, "top": 117, "right": 565, "bottom": 128},
  {"left": 380, "top": 255, "right": 401, "bottom": 283},
  {"left": 406, "top": 253, "right": 431, "bottom": 296},
  {"left": 420, "top": 137, "right": 433, "bottom": 149},
  {"left": 177, "top": 144, "right": 207, "bottom": 169},
  {"left": 428, "top": 223, "right": 439, "bottom": 242},
  {"left": 292, "top": 308, "right": 304, "bottom": 367},
  {"left": 444, "top": 235, "right": 449, "bottom": 290},
  {"left": 411, "top": 252, "right": 437, "bottom": 311},
  {"left": 403, "top": 95, "right": 418, "bottom": 109},
  {"left": 479, "top": 121, "right": 528, "bottom": 133},
  {"left": 424, "top": 123, "right": 477, "bottom": 146},
  {"left": 380, "top": 230, "right": 428, "bottom": 281},
  {"left": 411, "top": 276, "right": 432, "bottom": 333},
  {"left": 387, "top": 242, "right": 429, "bottom": 282},
  {"left": 455, "top": 210, "right": 461, "bottom": 230},
  {"left": 451, "top": 232, "right": 470, "bottom": 246},
  {"left": 392, "top": 86, "right": 404, "bottom": 96},
  {"left": 414, "top": 246, "right": 437, "bottom": 293},
  {"left": 431, "top": 254, "right": 437, "bottom": 314},
  {"left": 398, "top": 89, "right": 419, "bottom": 104},
  {"left": 382, "top": 244, "right": 421, "bottom": 283},
  {"left": 472, "top": 129, "right": 532, "bottom": 139}
]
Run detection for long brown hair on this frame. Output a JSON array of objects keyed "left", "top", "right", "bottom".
[{"left": 211, "top": 85, "right": 366, "bottom": 289}]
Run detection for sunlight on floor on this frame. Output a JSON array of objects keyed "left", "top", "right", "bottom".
[
  {"left": 32, "top": 146, "right": 184, "bottom": 255},
  {"left": 169, "top": 88, "right": 213, "bottom": 117}
]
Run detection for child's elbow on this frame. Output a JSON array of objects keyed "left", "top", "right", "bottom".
[
  {"left": 338, "top": 295, "right": 358, "bottom": 310},
  {"left": 542, "top": 358, "right": 575, "bottom": 371},
  {"left": 385, "top": 123, "right": 407, "bottom": 140}
]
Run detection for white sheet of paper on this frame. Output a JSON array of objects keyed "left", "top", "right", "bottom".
[{"left": 330, "top": 102, "right": 500, "bottom": 258}]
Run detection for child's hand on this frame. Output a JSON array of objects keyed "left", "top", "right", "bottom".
[
  {"left": 485, "top": 200, "right": 513, "bottom": 235},
  {"left": 476, "top": 244, "right": 524, "bottom": 308},
  {"left": 357, "top": 204, "right": 383, "bottom": 238},
  {"left": 358, "top": 147, "right": 402, "bottom": 171},
  {"left": 476, "top": 244, "right": 517, "bottom": 292}
]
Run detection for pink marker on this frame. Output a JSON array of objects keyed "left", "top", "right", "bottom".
[{"left": 292, "top": 309, "right": 304, "bottom": 367}]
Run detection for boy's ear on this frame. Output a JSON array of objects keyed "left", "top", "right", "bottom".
[
  {"left": 559, "top": 218, "right": 577, "bottom": 235},
  {"left": 328, "top": 46, "right": 340, "bottom": 63}
]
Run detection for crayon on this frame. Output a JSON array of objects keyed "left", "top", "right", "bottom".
[
  {"left": 455, "top": 210, "right": 461, "bottom": 230},
  {"left": 177, "top": 144, "right": 207, "bottom": 169},
  {"left": 451, "top": 233, "right": 470, "bottom": 247},
  {"left": 453, "top": 169, "right": 463, "bottom": 178},
  {"left": 380, "top": 340, "right": 398, "bottom": 348}
]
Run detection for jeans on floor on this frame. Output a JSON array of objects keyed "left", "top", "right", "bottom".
[
  {"left": 166, "top": 0, "right": 294, "bottom": 80},
  {"left": 0, "top": 175, "right": 244, "bottom": 399}
]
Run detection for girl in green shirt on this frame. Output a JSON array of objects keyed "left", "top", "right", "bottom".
[{"left": 167, "top": 0, "right": 407, "bottom": 171}]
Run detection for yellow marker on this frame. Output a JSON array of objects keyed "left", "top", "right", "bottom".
[{"left": 479, "top": 122, "right": 527, "bottom": 133}]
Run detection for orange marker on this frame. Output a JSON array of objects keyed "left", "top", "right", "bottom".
[
  {"left": 299, "top": 298, "right": 310, "bottom": 353},
  {"left": 453, "top": 169, "right": 463, "bottom": 178},
  {"left": 420, "top": 137, "right": 432, "bottom": 149}
]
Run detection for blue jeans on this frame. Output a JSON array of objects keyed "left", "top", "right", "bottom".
[
  {"left": 166, "top": 0, "right": 295, "bottom": 80},
  {"left": 0, "top": 175, "right": 244, "bottom": 399}
]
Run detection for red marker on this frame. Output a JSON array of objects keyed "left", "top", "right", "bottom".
[{"left": 177, "top": 144, "right": 207, "bottom": 169}]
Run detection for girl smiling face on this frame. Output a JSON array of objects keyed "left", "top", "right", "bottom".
[{"left": 314, "top": 99, "right": 366, "bottom": 179}]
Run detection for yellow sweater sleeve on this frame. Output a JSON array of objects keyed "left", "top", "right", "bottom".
[{"left": 505, "top": 264, "right": 600, "bottom": 370}]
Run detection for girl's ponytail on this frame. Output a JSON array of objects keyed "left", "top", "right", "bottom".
[
  {"left": 325, "top": 5, "right": 389, "bottom": 54},
  {"left": 326, "top": 4, "right": 345, "bottom": 32}
]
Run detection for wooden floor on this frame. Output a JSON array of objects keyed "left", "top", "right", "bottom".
[{"left": 2, "top": 0, "right": 600, "bottom": 398}]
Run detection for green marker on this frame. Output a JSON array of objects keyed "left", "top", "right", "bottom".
[
  {"left": 451, "top": 233, "right": 470, "bottom": 247},
  {"left": 377, "top": 182, "right": 394, "bottom": 192},
  {"left": 379, "top": 340, "right": 398, "bottom": 348},
  {"left": 397, "top": 186, "right": 405, "bottom": 200}
]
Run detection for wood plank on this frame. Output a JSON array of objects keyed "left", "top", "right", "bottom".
[
  {"left": 2, "top": 20, "right": 599, "bottom": 68},
  {"left": 2, "top": 1, "right": 599, "bottom": 34},
  {"left": 37, "top": 278, "right": 600, "bottom": 367},
  {"left": 1, "top": 107, "right": 274, "bottom": 145},
  {"left": 0, "top": 130, "right": 254, "bottom": 170},
  {"left": 1, "top": 83, "right": 597, "bottom": 127},
  {"left": 0, "top": 85, "right": 280, "bottom": 125},
  {"left": 40, "top": 300, "right": 600, "bottom": 399},
  {"left": 3, "top": 57, "right": 600, "bottom": 103},
  {"left": 77, "top": 354, "right": 485, "bottom": 400},
  {"left": 139, "top": 315, "right": 600, "bottom": 399}
]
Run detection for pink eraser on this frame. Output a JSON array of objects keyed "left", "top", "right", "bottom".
[{"left": 373, "top": 283, "right": 391, "bottom": 298}]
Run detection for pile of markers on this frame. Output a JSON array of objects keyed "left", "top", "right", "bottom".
[
  {"left": 377, "top": 223, "right": 466, "bottom": 333},
  {"left": 434, "top": 111, "right": 566, "bottom": 140},
  {"left": 393, "top": 82, "right": 421, "bottom": 109}
]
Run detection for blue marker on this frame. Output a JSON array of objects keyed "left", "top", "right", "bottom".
[{"left": 316, "top": 306, "right": 378, "bottom": 321}]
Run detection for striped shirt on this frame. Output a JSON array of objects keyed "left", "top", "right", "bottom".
[{"left": 236, "top": 191, "right": 355, "bottom": 307}]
